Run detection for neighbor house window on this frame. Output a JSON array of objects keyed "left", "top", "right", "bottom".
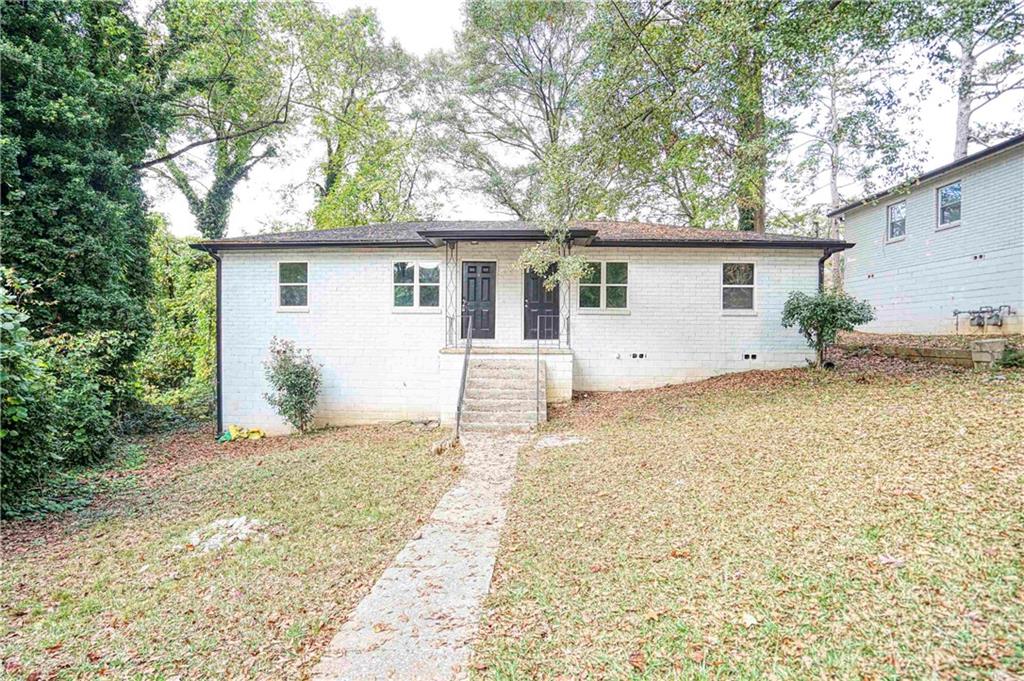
[
  {"left": 393, "top": 261, "right": 440, "bottom": 308},
  {"left": 937, "top": 180, "right": 961, "bottom": 228},
  {"left": 278, "top": 262, "right": 308, "bottom": 307},
  {"left": 887, "top": 201, "right": 906, "bottom": 241},
  {"left": 722, "top": 263, "right": 755, "bottom": 311},
  {"left": 579, "top": 262, "right": 628, "bottom": 309}
]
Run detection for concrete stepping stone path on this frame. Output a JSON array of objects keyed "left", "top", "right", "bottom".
[{"left": 312, "top": 431, "right": 527, "bottom": 680}]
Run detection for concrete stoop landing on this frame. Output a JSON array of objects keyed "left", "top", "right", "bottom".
[{"left": 460, "top": 358, "right": 547, "bottom": 432}]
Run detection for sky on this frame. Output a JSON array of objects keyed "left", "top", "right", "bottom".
[{"left": 147, "top": 0, "right": 1024, "bottom": 239}]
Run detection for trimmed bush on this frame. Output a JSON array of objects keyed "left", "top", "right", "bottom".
[
  {"left": 263, "top": 338, "right": 322, "bottom": 432},
  {"left": 782, "top": 290, "right": 875, "bottom": 367}
]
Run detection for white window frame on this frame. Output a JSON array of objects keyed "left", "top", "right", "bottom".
[
  {"left": 577, "top": 261, "right": 630, "bottom": 314},
  {"left": 392, "top": 260, "right": 441, "bottom": 313},
  {"left": 721, "top": 262, "right": 756, "bottom": 315},
  {"left": 277, "top": 261, "right": 308, "bottom": 312},
  {"left": 885, "top": 200, "right": 907, "bottom": 243},
  {"left": 936, "top": 179, "right": 962, "bottom": 230}
]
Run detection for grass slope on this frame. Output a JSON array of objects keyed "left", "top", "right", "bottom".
[
  {"left": 2, "top": 424, "right": 459, "bottom": 679},
  {"left": 473, "top": 368, "right": 1024, "bottom": 679}
]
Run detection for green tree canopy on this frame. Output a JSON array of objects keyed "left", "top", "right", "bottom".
[
  {"left": 1, "top": 0, "right": 172, "bottom": 366},
  {"left": 143, "top": 0, "right": 300, "bottom": 239}
]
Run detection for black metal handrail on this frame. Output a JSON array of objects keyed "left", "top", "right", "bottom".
[{"left": 455, "top": 313, "right": 474, "bottom": 441}]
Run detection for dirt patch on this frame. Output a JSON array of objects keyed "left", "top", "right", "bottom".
[{"left": 840, "top": 330, "right": 1023, "bottom": 350}]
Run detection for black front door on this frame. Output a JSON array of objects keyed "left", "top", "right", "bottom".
[
  {"left": 462, "top": 261, "right": 495, "bottom": 339},
  {"left": 524, "top": 268, "right": 559, "bottom": 340}
]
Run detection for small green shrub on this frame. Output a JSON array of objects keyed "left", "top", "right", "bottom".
[
  {"left": 263, "top": 338, "right": 322, "bottom": 432},
  {"left": 995, "top": 347, "right": 1024, "bottom": 369},
  {"left": 782, "top": 290, "right": 875, "bottom": 367},
  {"left": 40, "top": 333, "right": 120, "bottom": 466}
]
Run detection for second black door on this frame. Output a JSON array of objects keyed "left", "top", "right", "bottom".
[
  {"left": 462, "top": 262, "right": 495, "bottom": 339},
  {"left": 524, "top": 268, "right": 559, "bottom": 340}
]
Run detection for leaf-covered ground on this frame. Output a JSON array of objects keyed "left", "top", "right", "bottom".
[
  {"left": 840, "top": 330, "right": 1023, "bottom": 351},
  {"left": 472, "top": 362, "right": 1024, "bottom": 679},
  {"left": 1, "top": 424, "right": 460, "bottom": 679}
]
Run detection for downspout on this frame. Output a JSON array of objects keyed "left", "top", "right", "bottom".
[
  {"left": 201, "top": 247, "right": 224, "bottom": 435},
  {"left": 818, "top": 248, "right": 831, "bottom": 292}
]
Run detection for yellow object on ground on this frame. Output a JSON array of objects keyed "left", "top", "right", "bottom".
[{"left": 218, "top": 425, "right": 266, "bottom": 443}]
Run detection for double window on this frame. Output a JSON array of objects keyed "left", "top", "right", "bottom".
[
  {"left": 886, "top": 201, "right": 906, "bottom": 241},
  {"left": 278, "top": 262, "right": 308, "bottom": 308},
  {"left": 579, "top": 262, "right": 628, "bottom": 309},
  {"left": 393, "top": 261, "right": 440, "bottom": 308},
  {"left": 722, "top": 263, "right": 755, "bottom": 311},
  {"left": 937, "top": 180, "right": 961, "bottom": 228}
]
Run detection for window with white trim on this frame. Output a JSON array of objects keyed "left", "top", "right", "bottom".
[
  {"left": 937, "top": 180, "right": 961, "bottom": 228},
  {"left": 579, "top": 261, "right": 628, "bottom": 309},
  {"left": 393, "top": 261, "right": 440, "bottom": 307},
  {"left": 886, "top": 200, "right": 906, "bottom": 241},
  {"left": 278, "top": 262, "right": 308, "bottom": 307},
  {"left": 722, "top": 263, "right": 754, "bottom": 310}
]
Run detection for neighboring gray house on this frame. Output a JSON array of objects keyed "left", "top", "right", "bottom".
[
  {"left": 195, "top": 221, "right": 850, "bottom": 434},
  {"left": 829, "top": 134, "right": 1024, "bottom": 335}
]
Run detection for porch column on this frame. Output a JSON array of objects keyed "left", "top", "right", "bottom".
[
  {"left": 560, "top": 241, "right": 571, "bottom": 348},
  {"left": 444, "top": 241, "right": 458, "bottom": 346}
]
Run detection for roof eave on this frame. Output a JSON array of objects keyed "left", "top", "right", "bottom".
[
  {"left": 590, "top": 239, "right": 854, "bottom": 251},
  {"left": 191, "top": 240, "right": 435, "bottom": 252},
  {"left": 827, "top": 133, "right": 1024, "bottom": 217}
]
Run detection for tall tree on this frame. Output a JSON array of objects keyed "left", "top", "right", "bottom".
[
  {"left": 142, "top": 0, "right": 300, "bottom": 239},
  {"left": 911, "top": 0, "right": 1024, "bottom": 159},
  {"left": 427, "top": 0, "right": 608, "bottom": 220},
  {"left": 588, "top": 0, "right": 866, "bottom": 232},
  {"left": 287, "top": 5, "right": 434, "bottom": 227},
  {"left": 1, "top": 0, "right": 172, "bottom": 366}
]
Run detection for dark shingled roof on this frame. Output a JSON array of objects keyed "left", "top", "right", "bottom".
[{"left": 193, "top": 220, "right": 851, "bottom": 252}]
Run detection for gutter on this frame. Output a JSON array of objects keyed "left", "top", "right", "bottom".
[
  {"left": 592, "top": 238, "right": 851, "bottom": 250},
  {"left": 190, "top": 240, "right": 434, "bottom": 252}
]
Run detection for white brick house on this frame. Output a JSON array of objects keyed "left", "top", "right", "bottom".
[
  {"left": 195, "top": 221, "right": 850, "bottom": 434},
  {"left": 830, "top": 134, "right": 1023, "bottom": 335}
]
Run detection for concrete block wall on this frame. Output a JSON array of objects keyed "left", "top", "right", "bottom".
[
  {"left": 842, "top": 144, "right": 1024, "bottom": 334},
  {"left": 219, "top": 243, "right": 821, "bottom": 432},
  {"left": 220, "top": 247, "right": 445, "bottom": 434},
  {"left": 568, "top": 247, "right": 819, "bottom": 390}
]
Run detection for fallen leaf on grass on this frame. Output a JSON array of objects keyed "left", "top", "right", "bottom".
[
  {"left": 742, "top": 612, "right": 759, "bottom": 627},
  {"left": 877, "top": 554, "right": 905, "bottom": 568},
  {"left": 629, "top": 649, "right": 646, "bottom": 671}
]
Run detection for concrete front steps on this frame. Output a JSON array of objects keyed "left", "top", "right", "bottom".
[{"left": 461, "top": 358, "right": 546, "bottom": 432}]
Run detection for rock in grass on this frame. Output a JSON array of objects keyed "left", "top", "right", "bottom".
[{"left": 177, "top": 516, "right": 268, "bottom": 553}]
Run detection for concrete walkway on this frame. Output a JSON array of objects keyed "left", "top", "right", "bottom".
[{"left": 312, "top": 431, "right": 527, "bottom": 680}]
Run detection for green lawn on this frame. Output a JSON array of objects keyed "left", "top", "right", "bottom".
[
  {"left": 472, "top": 368, "right": 1024, "bottom": 679},
  {"left": 1, "top": 424, "right": 459, "bottom": 679}
]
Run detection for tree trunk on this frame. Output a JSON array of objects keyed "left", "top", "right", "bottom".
[
  {"left": 735, "top": 46, "right": 767, "bottom": 233},
  {"left": 827, "top": 78, "right": 843, "bottom": 291},
  {"left": 954, "top": 46, "right": 976, "bottom": 160}
]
